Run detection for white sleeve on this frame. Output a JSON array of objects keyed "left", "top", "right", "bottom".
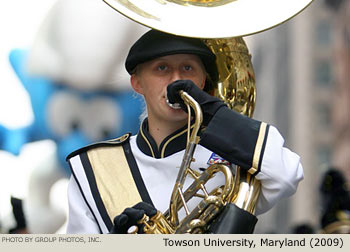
[
  {"left": 66, "top": 176, "right": 101, "bottom": 234},
  {"left": 255, "top": 125, "right": 304, "bottom": 215}
]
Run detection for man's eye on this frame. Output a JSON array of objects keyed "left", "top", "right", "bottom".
[
  {"left": 184, "top": 65, "right": 193, "bottom": 71},
  {"left": 157, "top": 65, "right": 167, "bottom": 71}
]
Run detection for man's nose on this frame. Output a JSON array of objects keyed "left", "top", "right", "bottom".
[{"left": 170, "top": 70, "right": 183, "bottom": 82}]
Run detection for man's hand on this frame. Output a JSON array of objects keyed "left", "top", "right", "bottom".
[
  {"left": 167, "top": 80, "right": 226, "bottom": 126},
  {"left": 109, "top": 202, "right": 157, "bottom": 234}
]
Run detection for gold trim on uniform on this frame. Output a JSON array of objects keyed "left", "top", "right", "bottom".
[
  {"left": 87, "top": 146, "right": 142, "bottom": 221},
  {"left": 114, "top": 133, "right": 129, "bottom": 143},
  {"left": 250, "top": 122, "right": 267, "bottom": 174},
  {"left": 161, "top": 125, "right": 194, "bottom": 158},
  {"left": 140, "top": 124, "right": 156, "bottom": 158}
]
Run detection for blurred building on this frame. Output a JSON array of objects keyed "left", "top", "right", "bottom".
[
  {"left": 245, "top": 0, "right": 348, "bottom": 233},
  {"left": 329, "top": 0, "right": 350, "bottom": 181}
]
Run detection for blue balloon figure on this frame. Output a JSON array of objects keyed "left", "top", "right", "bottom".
[{"left": 1, "top": 49, "right": 143, "bottom": 176}]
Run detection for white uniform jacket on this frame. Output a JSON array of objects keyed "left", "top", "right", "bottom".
[{"left": 66, "top": 114, "right": 303, "bottom": 234}]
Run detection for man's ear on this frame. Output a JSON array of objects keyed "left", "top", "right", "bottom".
[
  {"left": 199, "top": 76, "right": 207, "bottom": 90},
  {"left": 130, "top": 74, "right": 143, "bottom": 95},
  {"left": 200, "top": 79, "right": 206, "bottom": 90}
]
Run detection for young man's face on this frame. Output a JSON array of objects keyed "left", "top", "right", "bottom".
[{"left": 131, "top": 54, "right": 207, "bottom": 124}]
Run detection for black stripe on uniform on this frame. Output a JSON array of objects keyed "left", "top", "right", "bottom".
[
  {"left": 255, "top": 124, "right": 270, "bottom": 175},
  {"left": 67, "top": 159, "right": 103, "bottom": 234},
  {"left": 122, "top": 141, "right": 154, "bottom": 207},
  {"left": 80, "top": 152, "right": 113, "bottom": 231}
]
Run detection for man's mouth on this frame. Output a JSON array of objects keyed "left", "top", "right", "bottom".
[{"left": 166, "top": 98, "right": 181, "bottom": 109}]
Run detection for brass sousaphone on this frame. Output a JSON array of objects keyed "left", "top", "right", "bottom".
[{"left": 103, "top": 0, "right": 314, "bottom": 233}]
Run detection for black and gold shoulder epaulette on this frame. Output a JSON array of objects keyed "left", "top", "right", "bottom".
[{"left": 66, "top": 133, "right": 131, "bottom": 161}]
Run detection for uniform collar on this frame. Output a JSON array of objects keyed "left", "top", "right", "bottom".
[{"left": 136, "top": 118, "right": 190, "bottom": 158}]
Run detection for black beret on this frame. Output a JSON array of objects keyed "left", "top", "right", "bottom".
[{"left": 125, "top": 30, "right": 218, "bottom": 89}]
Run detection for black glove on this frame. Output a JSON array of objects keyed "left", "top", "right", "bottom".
[
  {"left": 109, "top": 202, "right": 157, "bottom": 234},
  {"left": 167, "top": 80, "right": 226, "bottom": 126}
]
